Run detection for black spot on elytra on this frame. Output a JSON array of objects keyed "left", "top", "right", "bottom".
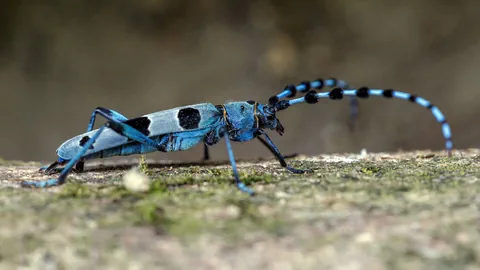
[
  {"left": 124, "top": 116, "right": 151, "bottom": 136},
  {"left": 246, "top": 100, "right": 256, "bottom": 105},
  {"left": 79, "top": 135, "right": 94, "bottom": 149},
  {"left": 178, "top": 108, "right": 201, "bottom": 130}
]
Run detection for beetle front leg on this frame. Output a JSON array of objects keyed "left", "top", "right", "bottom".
[{"left": 256, "top": 131, "right": 313, "bottom": 174}]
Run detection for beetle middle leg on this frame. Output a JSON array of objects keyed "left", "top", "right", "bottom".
[
  {"left": 203, "top": 144, "right": 210, "bottom": 161},
  {"left": 221, "top": 128, "right": 255, "bottom": 196},
  {"left": 202, "top": 129, "right": 221, "bottom": 162}
]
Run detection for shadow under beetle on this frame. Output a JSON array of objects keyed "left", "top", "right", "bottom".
[{"left": 23, "top": 78, "right": 453, "bottom": 195}]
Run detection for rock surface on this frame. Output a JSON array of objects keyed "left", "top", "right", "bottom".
[{"left": 0, "top": 150, "right": 479, "bottom": 269}]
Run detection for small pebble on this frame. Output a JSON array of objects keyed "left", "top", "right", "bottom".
[
  {"left": 355, "top": 232, "right": 374, "bottom": 243},
  {"left": 123, "top": 168, "right": 150, "bottom": 192}
]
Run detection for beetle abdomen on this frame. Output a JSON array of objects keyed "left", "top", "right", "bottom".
[{"left": 56, "top": 103, "right": 222, "bottom": 160}]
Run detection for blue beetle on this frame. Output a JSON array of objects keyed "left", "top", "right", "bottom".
[{"left": 23, "top": 78, "right": 453, "bottom": 195}]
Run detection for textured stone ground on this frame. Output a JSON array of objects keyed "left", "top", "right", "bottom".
[{"left": 0, "top": 149, "right": 479, "bottom": 270}]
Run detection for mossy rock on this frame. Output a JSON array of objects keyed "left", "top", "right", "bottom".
[{"left": 0, "top": 149, "right": 479, "bottom": 269}]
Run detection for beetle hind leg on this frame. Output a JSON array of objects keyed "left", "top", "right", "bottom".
[
  {"left": 39, "top": 107, "right": 129, "bottom": 176},
  {"left": 39, "top": 158, "right": 68, "bottom": 175},
  {"left": 24, "top": 112, "right": 166, "bottom": 188},
  {"left": 39, "top": 159, "right": 86, "bottom": 175},
  {"left": 23, "top": 126, "right": 107, "bottom": 188},
  {"left": 74, "top": 107, "right": 129, "bottom": 173},
  {"left": 74, "top": 160, "right": 85, "bottom": 173},
  {"left": 87, "top": 107, "right": 129, "bottom": 132}
]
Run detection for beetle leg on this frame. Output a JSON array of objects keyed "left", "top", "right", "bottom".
[
  {"left": 256, "top": 131, "right": 313, "bottom": 174},
  {"left": 76, "top": 107, "right": 130, "bottom": 171},
  {"left": 86, "top": 107, "right": 129, "bottom": 132},
  {"left": 24, "top": 112, "right": 166, "bottom": 188},
  {"left": 203, "top": 144, "right": 210, "bottom": 161},
  {"left": 23, "top": 126, "right": 107, "bottom": 188},
  {"left": 38, "top": 159, "right": 67, "bottom": 175},
  {"left": 222, "top": 128, "right": 255, "bottom": 196},
  {"left": 203, "top": 129, "right": 222, "bottom": 161}
]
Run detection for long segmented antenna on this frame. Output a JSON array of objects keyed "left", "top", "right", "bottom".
[
  {"left": 268, "top": 78, "right": 359, "bottom": 131},
  {"left": 276, "top": 87, "right": 453, "bottom": 156},
  {"left": 268, "top": 78, "right": 349, "bottom": 105}
]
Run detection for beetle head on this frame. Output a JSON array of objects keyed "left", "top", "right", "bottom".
[{"left": 256, "top": 101, "right": 289, "bottom": 136}]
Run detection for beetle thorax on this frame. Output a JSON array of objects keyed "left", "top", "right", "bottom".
[{"left": 222, "top": 102, "right": 256, "bottom": 130}]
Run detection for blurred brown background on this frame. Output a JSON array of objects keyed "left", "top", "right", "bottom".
[{"left": 1, "top": 0, "right": 479, "bottom": 163}]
